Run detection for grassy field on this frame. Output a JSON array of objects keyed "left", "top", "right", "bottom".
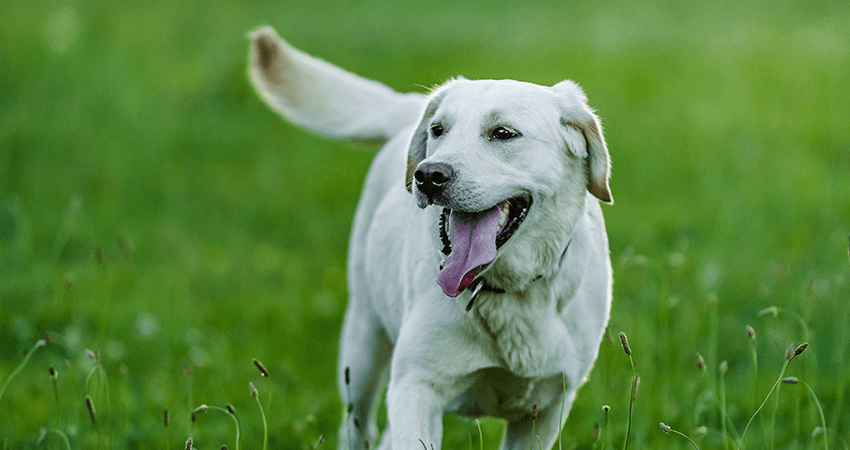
[{"left": 2, "top": 0, "right": 849, "bottom": 448}]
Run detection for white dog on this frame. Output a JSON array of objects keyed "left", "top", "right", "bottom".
[{"left": 249, "top": 27, "right": 613, "bottom": 450}]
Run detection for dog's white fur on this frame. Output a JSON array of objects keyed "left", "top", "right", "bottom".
[{"left": 249, "top": 27, "right": 613, "bottom": 450}]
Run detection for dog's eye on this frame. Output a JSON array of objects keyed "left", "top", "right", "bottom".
[
  {"left": 430, "top": 124, "right": 445, "bottom": 138},
  {"left": 490, "top": 126, "right": 519, "bottom": 141}
]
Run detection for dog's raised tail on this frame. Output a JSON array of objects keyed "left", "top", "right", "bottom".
[{"left": 249, "top": 27, "right": 425, "bottom": 144}]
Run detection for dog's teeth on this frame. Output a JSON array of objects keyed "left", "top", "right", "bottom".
[{"left": 498, "top": 202, "right": 510, "bottom": 228}]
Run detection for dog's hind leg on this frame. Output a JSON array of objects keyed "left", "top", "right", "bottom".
[{"left": 338, "top": 300, "right": 393, "bottom": 450}]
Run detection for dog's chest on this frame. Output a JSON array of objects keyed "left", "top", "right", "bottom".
[
  {"left": 448, "top": 368, "right": 563, "bottom": 421},
  {"left": 471, "top": 291, "right": 568, "bottom": 376}
]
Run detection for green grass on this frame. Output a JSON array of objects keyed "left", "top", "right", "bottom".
[{"left": 2, "top": 0, "right": 849, "bottom": 448}]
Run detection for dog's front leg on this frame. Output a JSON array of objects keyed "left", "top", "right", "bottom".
[
  {"left": 384, "top": 374, "right": 447, "bottom": 450},
  {"left": 381, "top": 315, "right": 477, "bottom": 450}
]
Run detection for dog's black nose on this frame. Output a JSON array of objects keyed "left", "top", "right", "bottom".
[{"left": 414, "top": 162, "right": 454, "bottom": 198}]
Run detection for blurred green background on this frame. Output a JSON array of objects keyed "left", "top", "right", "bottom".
[{"left": 1, "top": 0, "right": 849, "bottom": 448}]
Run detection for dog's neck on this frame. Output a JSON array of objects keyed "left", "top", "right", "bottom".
[{"left": 465, "top": 237, "right": 572, "bottom": 311}]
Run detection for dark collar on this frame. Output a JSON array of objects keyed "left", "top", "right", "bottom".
[{"left": 465, "top": 238, "right": 572, "bottom": 311}]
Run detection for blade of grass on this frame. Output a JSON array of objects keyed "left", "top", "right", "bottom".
[
  {"left": 737, "top": 343, "right": 808, "bottom": 450},
  {"left": 0, "top": 340, "right": 47, "bottom": 405}
]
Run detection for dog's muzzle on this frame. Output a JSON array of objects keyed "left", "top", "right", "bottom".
[{"left": 436, "top": 196, "right": 531, "bottom": 297}]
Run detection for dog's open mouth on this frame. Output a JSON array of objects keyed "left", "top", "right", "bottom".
[{"left": 436, "top": 196, "right": 531, "bottom": 297}]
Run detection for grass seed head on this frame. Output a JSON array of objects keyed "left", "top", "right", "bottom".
[
  {"left": 695, "top": 353, "right": 705, "bottom": 371},
  {"left": 782, "top": 377, "right": 799, "bottom": 384},
  {"left": 185, "top": 437, "right": 193, "bottom": 450},
  {"left": 618, "top": 332, "right": 631, "bottom": 355},
  {"left": 532, "top": 404, "right": 538, "bottom": 420},
  {"left": 226, "top": 404, "right": 235, "bottom": 415},
  {"left": 719, "top": 361, "right": 728, "bottom": 374},
  {"left": 250, "top": 381, "right": 258, "bottom": 397},
  {"left": 345, "top": 367, "right": 351, "bottom": 385},
  {"left": 759, "top": 306, "right": 779, "bottom": 318},
  {"left": 602, "top": 405, "right": 610, "bottom": 412},
  {"left": 85, "top": 396, "right": 97, "bottom": 424},
  {"left": 194, "top": 405, "right": 208, "bottom": 415},
  {"left": 164, "top": 409, "right": 169, "bottom": 427},
  {"left": 49, "top": 366, "right": 57, "bottom": 379},
  {"left": 794, "top": 342, "right": 808, "bottom": 357},
  {"left": 660, "top": 422, "right": 672, "bottom": 434},
  {"left": 746, "top": 325, "right": 756, "bottom": 340},
  {"left": 253, "top": 358, "right": 269, "bottom": 377}
]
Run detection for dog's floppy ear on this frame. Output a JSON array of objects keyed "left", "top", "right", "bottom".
[
  {"left": 551, "top": 80, "right": 613, "bottom": 204},
  {"left": 405, "top": 89, "right": 445, "bottom": 193}
]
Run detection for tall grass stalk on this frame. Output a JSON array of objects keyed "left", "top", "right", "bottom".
[
  {"left": 601, "top": 405, "right": 610, "bottom": 450},
  {"left": 84, "top": 350, "right": 111, "bottom": 450},
  {"left": 250, "top": 382, "right": 268, "bottom": 450},
  {"left": 529, "top": 404, "right": 538, "bottom": 450},
  {"left": 193, "top": 404, "right": 241, "bottom": 450},
  {"left": 49, "top": 367, "right": 61, "bottom": 427},
  {"left": 758, "top": 307, "right": 811, "bottom": 343},
  {"left": 38, "top": 366, "right": 72, "bottom": 450},
  {"left": 0, "top": 339, "right": 46, "bottom": 405},
  {"left": 164, "top": 409, "right": 171, "bottom": 450},
  {"left": 345, "top": 367, "right": 353, "bottom": 450},
  {"left": 559, "top": 372, "right": 565, "bottom": 450},
  {"left": 746, "top": 326, "right": 759, "bottom": 402},
  {"left": 250, "top": 359, "right": 270, "bottom": 450},
  {"left": 771, "top": 372, "right": 782, "bottom": 450},
  {"left": 782, "top": 377, "right": 828, "bottom": 450},
  {"left": 618, "top": 332, "right": 637, "bottom": 450},
  {"left": 737, "top": 343, "right": 808, "bottom": 450},
  {"left": 36, "top": 427, "right": 72, "bottom": 450},
  {"left": 660, "top": 422, "right": 700, "bottom": 449},
  {"left": 720, "top": 361, "right": 729, "bottom": 450},
  {"left": 185, "top": 364, "right": 195, "bottom": 437}
]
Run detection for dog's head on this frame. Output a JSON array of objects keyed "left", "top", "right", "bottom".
[{"left": 405, "top": 78, "right": 612, "bottom": 297}]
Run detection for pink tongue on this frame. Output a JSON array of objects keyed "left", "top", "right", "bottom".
[{"left": 436, "top": 206, "right": 501, "bottom": 297}]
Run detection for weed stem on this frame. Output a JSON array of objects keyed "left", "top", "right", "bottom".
[
  {"left": 193, "top": 404, "right": 241, "bottom": 450},
  {"left": 0, "top": 340, "right": 46, "bottom": 405},
  {"left": 250, "top": 382, "right": 268, "bottom": 450},
  {"left": 37, "top": 428, "right": 72, "bottom": 450},
  {"left": 660, "top": 422, "right": 700, "bottom": 450},
  {"left": 793, "top": 379, "right": 828, "bottom": 450},
  {"left": 737, "top": 343, "right": 807, "bottom": 450}
]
